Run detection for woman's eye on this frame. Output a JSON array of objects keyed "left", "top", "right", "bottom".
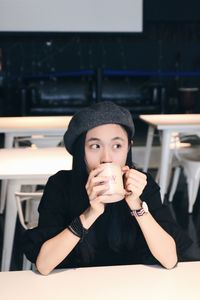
[
  {"left": 113, "top": 144, "right": 122, "bottom": 149},
  {"left": 90, "top": 144, "right": 100, "bottom": 149}
]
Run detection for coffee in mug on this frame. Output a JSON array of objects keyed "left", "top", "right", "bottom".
[{"left": 100, "top": 163, "right": 125, "bottom": 203}]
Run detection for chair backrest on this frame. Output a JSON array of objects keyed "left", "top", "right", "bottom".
[
  {"left": 14, "top": 134, "right": 63, "bottom": 148},
  {"left": 15, "top": 191, "right": 43, "bottom": 230},
  {"left": 179, "top": 132, "right": 200, "bottom": 145},
  {"left": 172, "top": 132, "right": 200, "bottom": 162}
]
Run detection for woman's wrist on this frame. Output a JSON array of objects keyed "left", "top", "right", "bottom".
[
  {"left": 80, "top": 206, "right": 102, "bottom": 230},
  {"left": 125, "top": 197, "right": 142, "bottom": 211}
]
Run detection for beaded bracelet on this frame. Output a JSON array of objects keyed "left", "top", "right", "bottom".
[{"left": 68, "top": 217, "right": 88, "bottom": 242}]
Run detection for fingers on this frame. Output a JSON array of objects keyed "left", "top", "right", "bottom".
[
  {"left": 86, "top": 164, "right": 106, "bottom": 190},
  {"left": 88, "top": 181, "right": 109, "bottom": 201},
  {"left": 123, "top": 168, "right": 147, "bottom": 197},
  {"left": 86, "top": 165, "right": 110, "bottom": 201},
  {"left": 121, "top": 165, "right": 129, "bottom": 175}
]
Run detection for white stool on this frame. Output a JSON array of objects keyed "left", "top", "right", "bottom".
[
  {"left": 15, "top": 191, "right": 43, "bottom": 270},
  {"left": 169, "top": 149, "right": 200, "bottom": 213}
]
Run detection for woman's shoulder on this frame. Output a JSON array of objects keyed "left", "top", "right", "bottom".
[
  {"left": 49, "top": 170, "right": 72, "bottom": 181},
  {"left": 46, "top": 170, "right": 73, "bottom": 190},
  {"left": 139, "top": 170, "right": 161, "bottom": 208},
  {"left": 39, "top": 170, "right": 73, "bottom": 211},
  {"left": 137, "top": 169, "right": 160, "bottom": 196},
  {"left": 146, "top": 172, "right": 160, "bottom": 191}
]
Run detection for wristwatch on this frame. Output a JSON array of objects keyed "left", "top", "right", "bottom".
[{"left": 130, "top": 201, "right": 149, "bottom": 218}]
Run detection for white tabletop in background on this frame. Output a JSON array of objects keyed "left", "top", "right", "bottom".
[
  {"left": 0, "top": 115, "right": 72, "bottom": 134},
  {"left": 139, "top": 114, "right": 200, "bottom": 129},
  {"left": 1, "top": 262, "right": 200, "bottom": 300},
  {"left": 0, "top": 147, "right": 72, "bottom": 179}
]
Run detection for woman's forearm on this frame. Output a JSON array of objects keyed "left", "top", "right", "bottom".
[
  {"left": 135, "top": 213, "right": 178, "bottom": 269},
  {"left": 36, "top": 207, "right": 101, "bottom": 275},
  {"left": 36, "top": 228, "right": 80, "bottom": 275}
]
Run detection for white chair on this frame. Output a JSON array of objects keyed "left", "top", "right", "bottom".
[
  {"left": 155, "top": 132, "right": 192, "bottom": 187},
  {"left": 15, "top": 190, "right": 43, "bottom": 270},
  {"left": 168, "top": 140, "right": 200, "bottom": 213},
  {"left": 14, "top": 134, "right": 63, "bottom": 148},
  {"left": 0, "top": 134, "right": 63, "bottom": 214}
]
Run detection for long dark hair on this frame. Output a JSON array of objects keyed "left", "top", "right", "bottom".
[{"left": 69, "top": 129, "right": 138, "bottom": 265}]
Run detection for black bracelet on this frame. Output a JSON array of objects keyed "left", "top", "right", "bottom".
[{"left": 68, "top": 217, "right": 88, "bottom": 242}]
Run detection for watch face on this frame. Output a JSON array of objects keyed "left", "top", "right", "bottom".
[{"left": 142, "top": 202, "right": 149, "bottom": 213}]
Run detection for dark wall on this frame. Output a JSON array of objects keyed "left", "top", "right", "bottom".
[
  {"left": 144, "top": 0, "right": 200, "bottom": 21},
  {"left": 0, "top": 0, "right": 200, "bottom": 116}
]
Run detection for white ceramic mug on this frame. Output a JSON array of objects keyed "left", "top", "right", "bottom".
[{"left": 100, "top": 163, "right": 125, "bottom": 203}]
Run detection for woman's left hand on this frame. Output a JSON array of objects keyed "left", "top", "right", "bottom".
[{"left": 122, "top": 166, "right": 147, "bottom": 210}]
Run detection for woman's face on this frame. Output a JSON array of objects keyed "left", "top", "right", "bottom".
[{"left": 84, "top": 123, "right": 129, "bottom": 172}]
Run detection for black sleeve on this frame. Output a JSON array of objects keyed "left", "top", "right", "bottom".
[
  {"left": 22, "top": 171, "right": 72, "bottom": 263},
  {"left": 139, "top": 172, "right": 193, "bottom": 263}
]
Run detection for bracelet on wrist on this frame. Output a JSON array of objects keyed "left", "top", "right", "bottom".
[{"left": 68, "top": 217, "right": 88, "bottom": 242}]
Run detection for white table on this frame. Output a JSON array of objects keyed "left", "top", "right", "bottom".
[
  {"left": 0, "top": 116, "right": 72, "bottom": 148},
  {"left": 1, "top": 262, "right": 200, "bottom": 300},
  {"left": 139, "top": 114, "right": 200, "bottom": 200},
  {"left": 0, "top": 147, "right": 72, "bottom": 271},
  {"left": 0, "top": 115, "right": 72, "bottom": 213}
]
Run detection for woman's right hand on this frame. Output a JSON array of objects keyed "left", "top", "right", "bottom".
[{"left": 85, "top": 165, "right": 110, "bottom": 216}]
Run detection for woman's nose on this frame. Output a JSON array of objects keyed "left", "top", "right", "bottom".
[{"left": 100, "top": 149, "right": 112, "bottom": 164}]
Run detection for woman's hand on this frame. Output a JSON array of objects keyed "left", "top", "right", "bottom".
[
  {"left": 85, "top": 165, "right": 110, "bottom": 216},
  {"left": 122, "top": 166, "right": 147, "bottom": 210}
]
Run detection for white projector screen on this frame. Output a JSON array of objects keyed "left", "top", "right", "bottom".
[{"left": 0, "top": 0, "right": 143, "bottom": 33}]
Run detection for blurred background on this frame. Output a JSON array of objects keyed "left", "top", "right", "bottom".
[{"left": 0, "top": 0, "right": 200, "bottom": 117}]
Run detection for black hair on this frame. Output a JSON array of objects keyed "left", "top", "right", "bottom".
[{"left": 69, "top": 128, "right": 138, "bottom": 265}]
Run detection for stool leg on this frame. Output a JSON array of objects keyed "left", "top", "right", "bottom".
[
  {"left": 0, "top": 181, "right": 8, "bottom": 214},
  {"left": 22, "top": 254, "right": 32, "bottom": 270},
  {"left": 169, "top": 167, "right": 181, "bottom": 202},
  {"left": 187, "top": 178, "right": 200, "bottom": 214}
]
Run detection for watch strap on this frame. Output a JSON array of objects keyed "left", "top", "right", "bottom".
[
  {"left": 130, "top": 201, "right": 148, "bottom": 218},
  {"left": 130, "top": 208, "right": 146, "bottom": 217}
]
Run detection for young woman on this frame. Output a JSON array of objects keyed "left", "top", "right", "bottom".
[{"left": 23, "top": 101, "right": 192, "bottom": 275}]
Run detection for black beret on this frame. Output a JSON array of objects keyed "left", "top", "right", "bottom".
[{"left": 64, "top": 101, "right": 135, "bottom": 155}]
